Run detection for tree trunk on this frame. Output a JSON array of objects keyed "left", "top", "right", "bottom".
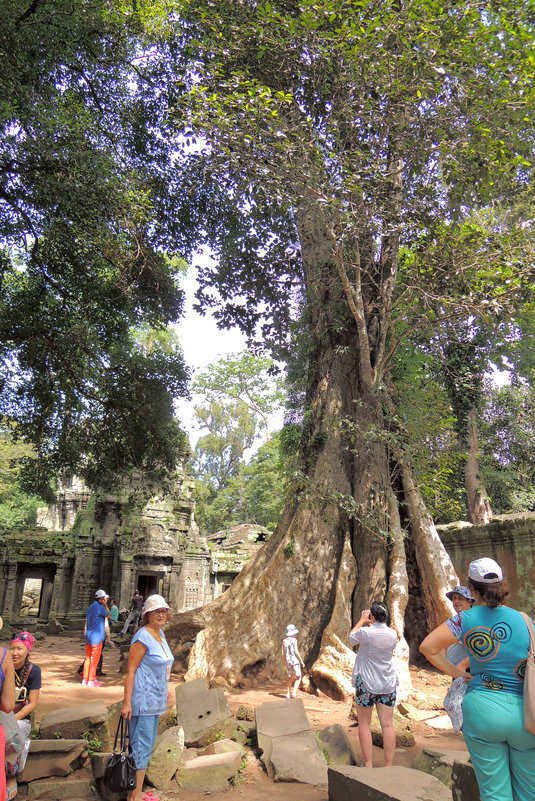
[
  {"left": 166, "top": 208, "right": 458, "bottom": 698},
  {"left": 464, "top": 407, "right": 492, "bottom": 525}
]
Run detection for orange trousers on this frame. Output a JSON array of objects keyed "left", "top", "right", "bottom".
[{"left": 82, "top": 642, "right": 103, "bottom": 683}]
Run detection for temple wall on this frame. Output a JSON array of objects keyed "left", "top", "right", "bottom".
[{"left": 439, "top": 512, "right": 535, "bottom": 617}]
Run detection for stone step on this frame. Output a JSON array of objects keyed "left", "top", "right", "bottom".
[
  {"left": 328, "top": 765, "right": 452, "bottom": 801},
  {"left": 27, "top": 776, "right": 94, "bottom": 800}
]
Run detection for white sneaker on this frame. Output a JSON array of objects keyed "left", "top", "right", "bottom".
[
  {"left": 81, "top": 680, "right": 88, "bottom": 686},
  {"left": 285, "top": 692, "right": 291, "bottom": 699}
]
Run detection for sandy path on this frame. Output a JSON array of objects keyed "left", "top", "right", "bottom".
[{"left": 9, "top": 635, "right": 465, "bottom": 801}]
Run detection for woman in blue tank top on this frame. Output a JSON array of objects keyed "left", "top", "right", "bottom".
[
  {"left": 420, "top": 557, "right": 535, "bottom": 801},
  {"left": 121, "top": 595, "right": 174, "bottom": 801}
]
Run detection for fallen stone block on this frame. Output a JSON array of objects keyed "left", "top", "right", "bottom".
[
  {"left": 397, "top": 701, "right": 443, "bottom": 722},
  {"left": 198, "top": 738, "right": 245, "bottom": 757},
  {"left": 145, "top": 726, "right": 185, "bottom": 792},
  {"left": 104, "top": 701, "right": 122, "bottom": 750},
  {"left": 176, "top": 749, "right": 243, "bottom": 792},
  {"left": 425, "top": 714, "right": 454, "bottom": 731},
  {"left": 452, "top": 756, "right": 481, "bottom": 801},
  {"left": 175, "top": 678, "right": 233, "bottom": 747},
  {"left": 412, "top": 748, "right": 470, "bottom": 788},
  {"left": 94, "top": 778, "right": 126, "bottom": 801},
  {"left": 27, "top": 776, "right": 94, "bottom": 800},
  {"left": 270, "top": 731, "right": 328, "bottom": 785},
  {"left": 256, "top": 697, "right": 311, "bottom": 770},
  {"left": 90, "top": 752, "right": 111, "bottom": 780},
  {"left": 317, "top": 723, "right": 358, "bottom": 767},
  {"left": 370, "top": 711, "right": 415, "bottom": 749},
  {"left": 18, "top": 739, "right": 88, "bottom": 783},
  {"left": 39, "top": 700, "right": 108, "bottom": 742},
  {"left": 45, "top": 619, "right": 64, "bottom": 636},
  {"left": 234, "top": 718, "right": 256, "bottom": 737},
  {"left": 328, "top": 765, "right": 453, "bottom": 801}
]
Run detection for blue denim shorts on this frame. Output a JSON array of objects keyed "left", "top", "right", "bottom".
[
  {"left": 354, "top": 675, "right": 396, "bottom": 708},
  {"left": 129, "top": 714, "right": 160, "bottom": 769}
]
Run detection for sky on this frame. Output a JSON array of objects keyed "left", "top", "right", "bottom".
[{"left": 174, "top": 257, "right": 246, "bottom": 447}]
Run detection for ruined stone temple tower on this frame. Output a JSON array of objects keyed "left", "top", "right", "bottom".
[{"left": 0, "top": 454, "right": 213, "bottom": 628}]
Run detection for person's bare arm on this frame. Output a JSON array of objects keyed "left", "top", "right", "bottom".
[
  {"left": 121, "top": 641, "right": 147, "bottom": 719},
  {"left": 420, "top": 623, "right": 471, "bottom": 680},
  {"left": 1, "top": 652, "right": 16, "bottom": 713},
  {"left": 14, "top": 688, "right": 39, "bottom": 721},
  {"left": 294, "top": 645, "right": 305, "bottom": 667}
]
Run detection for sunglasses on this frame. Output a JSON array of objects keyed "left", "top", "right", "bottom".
[
  {"left": 152, "top": 609, "right": 168, "bottom": 615},
  {"left": 12, "top": 633, "right": 31, "bottom": 642}
]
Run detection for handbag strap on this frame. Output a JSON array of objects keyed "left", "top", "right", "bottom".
[
  {"left": 112, "top": 716, "right": 132, "bottom": 753},
  {"left": 519, "top": 611, "right": 535, "bottom": 649}
]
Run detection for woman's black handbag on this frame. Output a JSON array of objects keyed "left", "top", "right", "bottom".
[{"left": 103, "top": 716, "right": 137, "bottom": 793}]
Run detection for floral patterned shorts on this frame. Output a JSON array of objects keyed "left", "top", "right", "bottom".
[{"left": 354, "top": 675, "right": 396, "bottom": 708}]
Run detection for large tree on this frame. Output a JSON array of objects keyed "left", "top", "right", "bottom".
[
  {"left": 158, "top": 0, "right": 535, "bottom": 695},
  {"left": 0, "top": 0, "right": 189, "bottom": 494}
]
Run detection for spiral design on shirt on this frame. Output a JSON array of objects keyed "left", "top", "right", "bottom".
[
  {"left": 491, "top": 622, "right": 512, "bottom": 643},
  {"left": 514, "top": 659, "right": 526, "bottom": 681},
  {"left": 464, "top": 627, "right": 499, "bottom": 661}
]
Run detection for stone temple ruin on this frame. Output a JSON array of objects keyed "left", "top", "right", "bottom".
[{"left": 0, "top": 456, "right": 269, "bottom": 629}]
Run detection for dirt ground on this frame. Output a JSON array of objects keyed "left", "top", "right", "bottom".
[{"left": 12, "top": 635, "right": 467, "bottom": 801}]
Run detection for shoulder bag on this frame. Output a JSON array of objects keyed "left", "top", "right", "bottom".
[
  {"left": 519, "top": 611, "right": 535, "bottom": 735},
  {"left": 103, "top": 716, "right": 137, "bottom": 793},
  {"left": 14, "top": 663, "right": 33, "bottom": 715},
  {"left": 0, "top": 710, "right": 24, "bottom": 761}
]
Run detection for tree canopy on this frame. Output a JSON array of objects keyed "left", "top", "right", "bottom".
[{"left": 0, "top": 0, "right": 189, "bottom": 494}]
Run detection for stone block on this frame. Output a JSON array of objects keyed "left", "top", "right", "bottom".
[
  {"left": 256, "top": 698, "right": 311, "bottom": 739},
  {"left": 370, "top": 711, "right": 415, "bottom": 748},
  {"left": 256, "top": 698, "right": 319, "bottom": 780},
  {"left": 176, "top": 750, "right": 243, "bottom": 793},
  {"left": 397, "top": 702, "right": 442, "bottom": 722},
  {"left": 39, "top": 701, "right": 108, "bottom": 743},
  {"left": 145, "top": 726, "right": 185, "bottom": 791},
  {"left": 412, "top": 748, "right": 470, "bottom": 789},
  {"left": 175, "top": 678, "right": 233, "bottom": 747},
  {"left": 234, "top": 719, "right": 256, "bottom": 737},
  {"left": 328, "top": 765, "right": 453, "bottom": 801},
  {"left": 95, "top": 778, "right": 128, "bottom": 801},
  {"left": 452, "top": 756, "right": 481, "bottom": 801},
  {"left": 270, "top": 731, "right": 328, "bottom": 785},
  {"left": 425, "top": 714, "right": 454, "bottom": 731},
  {"left": 198, "top": 738, "right": 245, "bottom": 757},
  {"left": 45, "top": 619, "right": 64, "bottom": 636},
  {"left": 104, "top": 702, "right": 123, "bottom": 750},
  {"left": 317, "top": 723, "right": 358, "bottom": 767},
  {"left": 27, "top": 776, "right": 94, "bottom": 800},
  {"left": 18, "top": 739, "right": 88, "bottom": 782},
  {"left": 89, "top": 751, "right": 111, "bottom": 780}
]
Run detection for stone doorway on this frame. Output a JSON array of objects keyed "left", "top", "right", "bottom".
[
  {"left": 136, "top": 573, "right": 163, "bottom": 599},
  {"left": 15, "top": 565, "right": 56, "bottom": 620}
]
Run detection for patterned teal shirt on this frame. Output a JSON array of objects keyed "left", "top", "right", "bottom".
[{"left": 447, "top": 605, "right": 531, "bottom": 696}]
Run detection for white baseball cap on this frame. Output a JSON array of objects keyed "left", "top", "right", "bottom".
[
  {"left": 95, "top": 589, "right": 109, "bottom": 599},
  {"left": 468, "top": 557, "right": 503, "bottom": 584}
]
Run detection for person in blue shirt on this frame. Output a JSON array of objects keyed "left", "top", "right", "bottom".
[
  {"left": 420, "top": 557, "right": 535, "bottom": 801},
  {"left": 82, "top": 589, "right": 110, "bottom": 687},
  {"left": 121, "top": 594, "right": 173, "bottom": 801}
]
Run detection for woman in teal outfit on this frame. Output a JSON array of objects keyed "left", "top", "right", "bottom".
[{"left": 420, "top": 557, "right": 535, "bottom": 801}]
